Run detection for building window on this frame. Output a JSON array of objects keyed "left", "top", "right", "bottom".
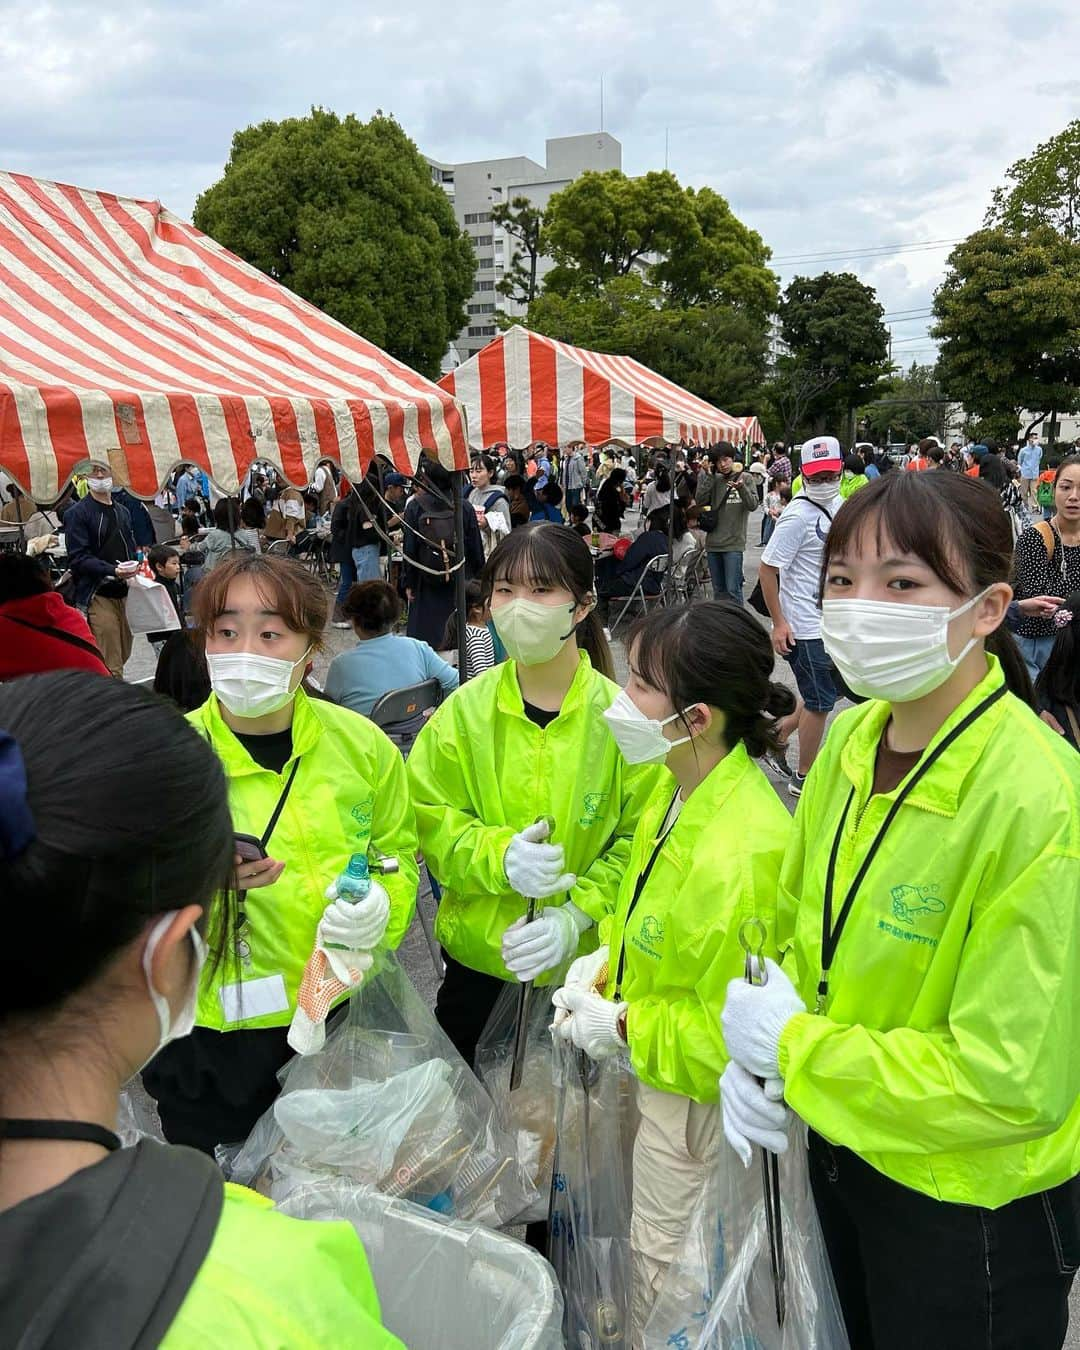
[
  {"left": 464, "top": 212, "right": 492, "bottom": 225},
  {"left": 474, "top": 252, "right": 494, "bottom": 265},
  {"left": 473, "top": 234, "right": 493, "bottom": 247},
  {"left": 468, "top": 303, "right": 497, "bottom": 314},
  {"left": 475, "top": 280, "right": 495, "bottom": 292},
  {"left": 468, "top": 325, "right": 497, "bottom": 338}
]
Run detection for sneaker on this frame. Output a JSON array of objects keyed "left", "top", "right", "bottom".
[
  {"left": 331, "top": 603, "right": 349, "bottom": 630},
  {"left": 762, "top": 750, "right": 793, "bottom": 779},
  {"left": 788, "top": 771, "right": 807, "bottom": 798}
]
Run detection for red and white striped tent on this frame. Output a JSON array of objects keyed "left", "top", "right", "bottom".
[
  {"left": 736, "top": 415, "right": 765, "bottom": 447},
  {"left": 0, "top": 172, "right": 468, "bottom": 501},
  {"left": 439, "top": 324, "right": 744, "bottom": 450}
]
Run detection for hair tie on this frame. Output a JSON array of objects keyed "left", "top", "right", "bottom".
[
  {"left": 1053, "top": 608, "right": 1074, "bottom": 629},
  {"left": 0, "top": 730, "right": 36, "bottom": 863}
]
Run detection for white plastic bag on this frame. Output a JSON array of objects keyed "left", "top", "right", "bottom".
[
  {"left": 644, "top": 1123, "right": 849, "bottom": 1350},
  {"left": 125, "top": 576, "right": 180, "bottom": 633}
]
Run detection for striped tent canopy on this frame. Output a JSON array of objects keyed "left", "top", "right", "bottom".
[
  {"left": 0, "top": 172, "right": 468, "bottom": 501},
  {"left": 439, "top": 325, "right": 743, "bottom": 450},
  {"left": 736, "top": 415, "right": 765, "bottom": 446}
]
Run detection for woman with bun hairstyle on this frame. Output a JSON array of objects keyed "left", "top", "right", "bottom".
[
  {"left": 721, "top": 471, "right": 1080, "bottom": 1348},
  {"left": 551, "top": 601, "right": 794, "bottom": 1336},
  {"left": 0, "top": 672, "right": 401, "bottom": 1348},
  {"left": 408, "top": 524, "right": 664, "bottom": 1067}
]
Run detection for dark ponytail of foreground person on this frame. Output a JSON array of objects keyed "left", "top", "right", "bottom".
[{"left": 820, "top": 470, "right": 1037, "bottom": 708}]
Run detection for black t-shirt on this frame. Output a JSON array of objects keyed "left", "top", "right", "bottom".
[
  {"left": 234, "top": 727, "right": 294, "bottom": 773},
  {"left": 523, "top": 698, "right": 560, "bottom": 730}
]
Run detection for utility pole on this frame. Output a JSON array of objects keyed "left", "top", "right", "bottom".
[
  {"left": 600, "top": 77, "right": 604, "bottom": 132},
  {"left": 665, "top": 127, "right": 669, "bottom": 171}
]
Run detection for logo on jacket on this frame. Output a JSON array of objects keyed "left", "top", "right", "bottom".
[
  {"left": 889, "top": 883, "right": 945, "bottom": 925},
  {"left": 350, "top": 795, "right": 374, "bottom": 831},
  {"left": 631, "top": 913, "right": 665, "bottom": 960},
  {"left": 578, "top": 791, "right": 610, "bottom": 827}
]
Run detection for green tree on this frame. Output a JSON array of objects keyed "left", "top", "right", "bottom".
[
  {"left": 861, "top": 363, "right": 949, "bottom": 443},
  {"left": 761, "top": 359, "right": 840, "bottom": 446},
  {"left": 987, "top": 119, "right": 1080, "bottom": 242},
  {"left": 778, "top": 272, "right": 890, "bottom": 430},
  {"left": 932, "top": 227, "right": 1080, "bottom": 431},
  {"left": 193, "top": 108, "right": 475, "bottom": 379},
  {"left": 652, "top": 186, "right": 777, "bottom": 318},
  {"left": 492, "top": 196, "right": 544, "bottom": 307}
]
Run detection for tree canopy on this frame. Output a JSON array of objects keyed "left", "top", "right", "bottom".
[
  {"left": 492, "top": 196, "right": 544, "bottom": 307},
  {"left": 193, "top": 108, "right": 475, "bottom": 379},
  {"left": 860, "top": 363, "right": 949, "bottom": 444},
  {"left": 932, "top": 227, "right": 1080, "bottom": 427},
  {"left": 987, "top": 119, "right": 1080, "bottom": 242}
]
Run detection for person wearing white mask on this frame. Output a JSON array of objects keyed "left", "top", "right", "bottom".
[
  {"left": 550, "top": 601, "right": 793, "bottom": 1337},
  {"left": 0, "top": 672, "right": 403, "bottom": 1348},
  {"left": 720, "top": 472, "right": 1080, "bottom": 1349},
  {"left": 61, "top": 458, "right": 140, "bottom": 676},
  {"left": 408, "top": 524, "right": 664, "bottom": 1071},
  {"left": 142, "top": 553, "right": 418, "bottom": 1155},
  {"left": 758, "top": 434, "right": 845, "bottom": 795}
]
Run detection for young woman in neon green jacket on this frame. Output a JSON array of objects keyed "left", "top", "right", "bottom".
[
  {"left": 144, "top": 554, "right": 418, "bottom": 1155},
  {"left": 550, "top": 600, "right": 794, "bottom": 1336},
  {"left": 0, "top": 672, "right": 401, "bottom": 1349},
  {"left": 407, "top": 524, "right": 663, "bottom": 1068},
  {"left": 722, "top": 471, "right": 1080, "bottom": 1349}
]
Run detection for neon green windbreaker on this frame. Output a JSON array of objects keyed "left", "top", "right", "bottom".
[
  {"left": 777, "top": 656, "right": 1080, "bottom": 1207},
  {"left": 597, "top": 743, "right": 791, "bottom": 1103},
  {"left": 188, "top": 690, "right": 419, "bottom": 1031},
  {"left": 407, "top": 653, "right": 665, "bottom": 979},
  {"left": 162, "top": 1182, "right": 403, "bottom": 1348}
]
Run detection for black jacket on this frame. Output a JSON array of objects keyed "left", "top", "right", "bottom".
[{"left": 64, "top": 494, "right": 136, "bottom": 608}]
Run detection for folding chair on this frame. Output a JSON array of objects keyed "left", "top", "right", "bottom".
[
  {"left": 667, "top": 544, "right": 704, "bottom": 605},
  {"left": 368, "top": 677, "right": 444, "bottom": 977},
  {"left": 610, "top": 553, "right": 669, "bottom": 633}
]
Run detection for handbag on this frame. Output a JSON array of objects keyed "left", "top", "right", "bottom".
[
  {"left": 749, "top": 497, "right": 834, "bottom": 617},
  {"left": 125, "top": 577, "right": 182, "bottom": 634},
  {"left": 698, "top": 478, "right": 737, "bottom": 534}
]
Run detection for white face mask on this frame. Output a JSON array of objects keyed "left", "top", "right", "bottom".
[
  {"left": 88, "top": 476, "right": 113, "bottom": 495},
  {"left": 820, "top": 589, "right": 989, "bottom": 702},
  {"left": 803, "top": 478, "right": 840, "bottom": 504},
  {"left": 492, "top": 597, "right": 579, "bottom": 666},
  {"left": 603, "top": 688, "right": 699, "bottom": 764},
  {"left": 141, "top": 911, "right": 207, "bottom": 1058},
  {"left": 206, "top": 648, "right": 310, "bottom": 718}
]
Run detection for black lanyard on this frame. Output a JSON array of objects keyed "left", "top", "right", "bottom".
[
  {"left": 816, "top": 685, "right": 1006, "bottom": 1012},
  {"left": 613, "top": 788, "right": 681, "bottom": 999},
  {"left": 0, "top": 1118, "right": 121, "bottom": 1150},
  {"left": 260, "top": 756, "right": 301, "bottom": 851}
]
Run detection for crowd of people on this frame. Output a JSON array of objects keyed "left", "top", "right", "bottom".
[{"left": 1, "top": 433, "right": 1079, "bottom": 1350}]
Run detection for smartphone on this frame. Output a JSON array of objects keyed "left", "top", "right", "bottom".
[{"left": 234, "top": 832, "right": 268, "bottom": 863}]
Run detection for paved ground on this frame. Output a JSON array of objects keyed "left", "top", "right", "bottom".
[{"left": 125, "top": 506, "right": 1078, "bottom": 1344}]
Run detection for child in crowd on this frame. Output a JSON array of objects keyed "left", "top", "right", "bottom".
[
  {"left": 145, "top": 544, "right": 184, "bottom": 650},
  {"left": 568, "top": 503, "right": 591, "bottom": 537}
]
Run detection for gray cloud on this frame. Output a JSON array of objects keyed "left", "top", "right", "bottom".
[{"left": 821, "top": 31, "right": 948, "bottom": 87}]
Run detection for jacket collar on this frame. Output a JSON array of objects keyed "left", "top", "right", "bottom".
[
  {"left": 197, "top": 686, "right": 323, "bottom": 773},
  {"left": 838, "top": 655, "right": 1007, "bottom": 818},
  {"left": 495, "top": 649, "right": 595, "bottom": 719},
  {"left": 649, "top": 742, "right": 752, "bottom": 849}
]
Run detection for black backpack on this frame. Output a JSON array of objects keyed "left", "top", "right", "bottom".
[{"left": 416, "top": 503, "right": 458, "bottom": 580}]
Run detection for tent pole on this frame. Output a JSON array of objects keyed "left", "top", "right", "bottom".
[{"left": 453, "top": 468, "right": 468, "bottom": 679}]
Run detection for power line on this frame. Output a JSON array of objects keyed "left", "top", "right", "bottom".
[{"left": 772, "top": 238, "right": 962, "bottom": 267}]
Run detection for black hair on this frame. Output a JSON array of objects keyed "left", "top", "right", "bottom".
[
  {"left": 0, "top": 672, "right": 237, "bottom": 1020},
  {"left": 655, "top": 467, "right": 671, "bottom": 493},
  {"left": 542, "top": 482, "right": 564, "bottom": 507},
  {"left": 1035, "top": 593, "right": 1080, "bottom": 710},
  {"left": 978, "top": 455, "right": 1007, "bottom": 490},
  {"left": 213, "top": 497, "right": 243, "bottom": 531},
  {"left": 844, "top": 454, "right": 866, "bottom": 475},
  {"left": 442, "top": 579, "right": 486, "bottom": 649},
  {"left": 569, "top": 503, "right": 590, "bottom": 523},
  {"left": 822, "top": 472, "right": 1035, "bottom": 706},
  {"left": 481, "top": 524, "right": 614, "bottom": 680},
  {"left": 628, "top": 602, "right": 795, "bottom": 758},
  {"left": 0, "top": 552, "right": 52, "bottom": 602},
  {"left": 344, "top": 579, "right": 401, "bottom": 634},
  {"left": 240, "top": 497, "right": 266, "bottom": 530},
  {"left": 471, "top": 454, "right": 498, "bottom": 477},
  {"left": 148, "top": 544, "right": 179, "bottom": 574},
  {"left": 153, "top": 629, "right": 212, "bottom": 712},
  {"left": 418, "top": 452, "right": 453, "bottom": 497}
]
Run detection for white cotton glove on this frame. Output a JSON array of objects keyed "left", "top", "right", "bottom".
[
  {"left": 551, "top": 944, "right": 609, "bottom": 1033},
  {"left": 721, "top": 957, "right": 806, "bottom": 1080},
  {"left": 319, "top": 880, "right": 391, "bottom": 955},
  {"left": 503, "top": 819, "right": 577, "bottom": 899},
  {"left": 720, "top": 1061, "right": 790, "bottom": 1168},
  {"left": 501, "top": 901, "right": 591, "bottom": 981},
  {"left": 550, "top": 986, "right": 627, "bottom": 1060}
]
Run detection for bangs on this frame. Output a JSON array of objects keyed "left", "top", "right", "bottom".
[
  {"left": 822, "top": 474, "right": 978, "bottom": 595},
  {"left": 482, "top": 524, "right": 592, "bottom": 598},
  {"left": 192, "top": 555, "right": 326, "bottom": 643}
]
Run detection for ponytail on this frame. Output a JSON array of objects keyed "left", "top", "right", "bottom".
[
  {"left": 579, "top": 610, "right": 615, "bottom": 682},
  {"left": 987, "top": 627, "right": 1037, "bottom": 709}
]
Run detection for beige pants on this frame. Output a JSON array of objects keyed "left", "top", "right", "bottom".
[
  {"left": 630, "top": 1080, "right": 721, "bottom": 1344},
  {"left": 88, "top": 593, "right": 133, "bottom": 678}
]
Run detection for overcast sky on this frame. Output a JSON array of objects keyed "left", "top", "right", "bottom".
[{"left": 2, "top": 0, "right": 1078, "bottom": 366}]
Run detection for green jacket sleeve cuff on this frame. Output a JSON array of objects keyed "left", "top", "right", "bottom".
[{"left": 778, "top": 1010, "right": 815, "bottom": 1079}]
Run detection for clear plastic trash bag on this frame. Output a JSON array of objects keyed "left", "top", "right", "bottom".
[
  {"left": 277, "top": 1177, "right": 565, "bottom": 1350},
  {"left": 225, "top": 952, "right": 539, "bottom": 1227},
  {"left": 117, "top": 1077, "right": 165, "bottom": 1146},
  {"left": 643, "top": 1122, "right": 849, "bottom": 1350},
  {"left": 547, "top": 1038, "right": 638, "bottom": 1350},
  {"left": 476, "top": 980, "right": 562, "bottom": 1225}
]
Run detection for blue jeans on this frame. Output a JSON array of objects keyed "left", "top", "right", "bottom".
[
  {"left": 707, "top": 550, "right": 744, "bottom": 605},
  {"left": 565, "top": 487, "right": 583, "bottom": 510},
  {"left": 1017, "top": 633, "right": 1056, "bottom": 683},
  {"left": 760, "top": 514, "right": 777, "bottom": 546},
  {"left": 352, "top": 544, "right": 381, "bottom": 582},
  {"left": 335, "top": 553, "right": 357, "bottom": 607}
]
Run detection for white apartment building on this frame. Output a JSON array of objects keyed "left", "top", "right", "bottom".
[{"left": 427, "top": 133, "right": 622, "bottom": 370}]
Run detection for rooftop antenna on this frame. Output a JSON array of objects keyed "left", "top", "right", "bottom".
[
  {"left": 665, "top": 127, "right": 669, "bottom": 170},
  {"left": 600, "top": 76, "right": 604, "bottom": 132}
]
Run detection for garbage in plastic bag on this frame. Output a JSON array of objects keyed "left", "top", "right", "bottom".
[
  {"left": 226, "top": 952, "right": 540, "bottom": 1227},
  {"left": 547, "top": 1037, "right": 638, "bottom": 1350},
  {"left": 643, "top": 1122, "right": 849, "bottom": 1350},
  {"left": 277, "top": 1176, "right": 565, "bottom": 1350},
  {"left": 476, "top": 979, "right": 562, "bottom": 1225},
  {"left": 117, "top": 1078, "right": 165, "bottom": 1146}
]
